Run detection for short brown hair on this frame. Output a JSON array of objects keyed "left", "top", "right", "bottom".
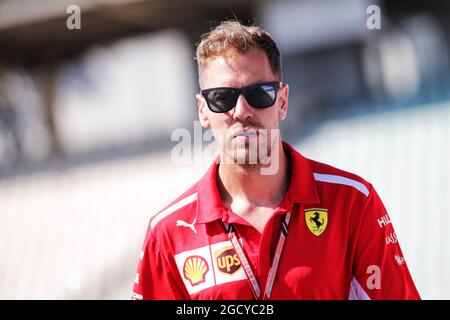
[{"left": 195, "top": 20, "right": 282, "bottom": 87}]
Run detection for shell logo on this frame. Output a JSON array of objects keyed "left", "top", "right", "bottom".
[{"left": 183, "top": 255, "right": 209, "bottom": 286}]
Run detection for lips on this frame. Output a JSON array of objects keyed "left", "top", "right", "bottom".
[{"left": 232, "top": 128, "right": 258, "bottom": 139}]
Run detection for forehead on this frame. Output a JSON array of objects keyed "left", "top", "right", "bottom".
[{"left": 201, "top": 49, "right": 276, "bottom": 88}]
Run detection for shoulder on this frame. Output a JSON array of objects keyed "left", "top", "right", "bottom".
[
  {"left": 148, "top": 183, "right": 198, "bottom": 236},
  {"left": 307, "top": 158, "right": 372, "bottom": 198}
]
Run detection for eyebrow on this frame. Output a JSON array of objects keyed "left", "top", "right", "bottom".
[{"left": 203, "top": 80, "right": 278, "bottom": 90}]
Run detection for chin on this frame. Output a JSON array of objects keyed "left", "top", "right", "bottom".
[{"left": 230, "top": 146, "right": 272, "bottom": 166}]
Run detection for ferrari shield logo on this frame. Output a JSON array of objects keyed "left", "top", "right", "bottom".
[{"left": 305, "top": 208, "right": 328, "bottom": 236}]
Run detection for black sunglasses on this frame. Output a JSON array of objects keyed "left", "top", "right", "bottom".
[{"left": 201, "top": 81, "right": 282, "bottom": 113}]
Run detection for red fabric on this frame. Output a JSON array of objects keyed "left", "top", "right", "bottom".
[{"left": 131, "top": 142, "right": 420, "bottom": 300}]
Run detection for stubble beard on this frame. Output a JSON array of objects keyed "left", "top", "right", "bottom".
[{"left": 219, "top": 127, "right": 281, "bottom": 175}]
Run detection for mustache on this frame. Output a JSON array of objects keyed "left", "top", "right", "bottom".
[{"left": 227, "top": 122, "right": 264, "bottom": 137}]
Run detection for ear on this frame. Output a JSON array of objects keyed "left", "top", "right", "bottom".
[
  {"left": 278, "top": 83, "right": 289, "bottom": 121},
  {"left": 197, "top": 94, "right": 210, "bottom": 128}
]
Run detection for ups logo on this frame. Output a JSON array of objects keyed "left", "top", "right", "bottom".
[{"left": 215, "top": 246, "right": 241, "bottom": 275}]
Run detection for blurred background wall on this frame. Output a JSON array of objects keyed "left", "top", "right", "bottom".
[{"left": 0, "top": 0, "right": 449, "bottom": 299}]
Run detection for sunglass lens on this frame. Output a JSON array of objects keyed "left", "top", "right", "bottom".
[
  {"left": 206, "top": 89, "right": 237, "bottom": 112},
  {"left": 245, "top": 84, "right": 277, "bottom": 108}
]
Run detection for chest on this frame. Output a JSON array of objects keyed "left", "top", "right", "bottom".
[{"left": 185, "top": 204, "right": 354, "bottom": 299}]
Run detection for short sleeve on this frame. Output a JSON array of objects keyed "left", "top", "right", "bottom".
[
  {"left": 350, "top": 185, "right": 420, "bottom": 300},
  {"left": 131, "top": 229, "right": 187, "bottom": 300}
]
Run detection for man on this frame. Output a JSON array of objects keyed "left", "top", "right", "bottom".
[{"left": 131, "top": 21, "right": 420, "bottom": 300}]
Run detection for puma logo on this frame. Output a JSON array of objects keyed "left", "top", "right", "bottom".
[{"left": 176, "top": 218, "right": 197, "bottom": 234}]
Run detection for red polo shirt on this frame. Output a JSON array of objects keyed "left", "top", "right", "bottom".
[{"left": 132, "top": 142, "right": 420, "bottom": 300}]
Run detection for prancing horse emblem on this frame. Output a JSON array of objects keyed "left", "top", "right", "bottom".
[{"left": 305, "top": 208, "right": 328, "bottom": 236}]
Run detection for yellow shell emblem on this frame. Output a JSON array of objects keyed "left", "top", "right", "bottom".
[
  {"left": 183, "top": 255, "right": 209, "bottom": 286},
  {"left": 305, "top": 208, "right": 328, "bottom": 236}
]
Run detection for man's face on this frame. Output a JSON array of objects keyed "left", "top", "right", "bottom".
[{"left": 197, "top": 48, "right": 289, "bottom": 165}]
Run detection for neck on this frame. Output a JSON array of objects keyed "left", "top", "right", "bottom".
[{"left": 217, "top": 139, "right": 289, "bottom": 210}]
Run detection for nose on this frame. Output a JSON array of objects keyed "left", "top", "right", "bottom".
[{"left": 231, "top": 94, "right": 253, "bottom": 121}]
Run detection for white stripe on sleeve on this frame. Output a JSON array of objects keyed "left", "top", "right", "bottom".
[
  {"left": 150, "top": 192, "right": 197, "bottom": 229},
  {"left": 313, "top": 173, "right": 369, "bottom": 197}
]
